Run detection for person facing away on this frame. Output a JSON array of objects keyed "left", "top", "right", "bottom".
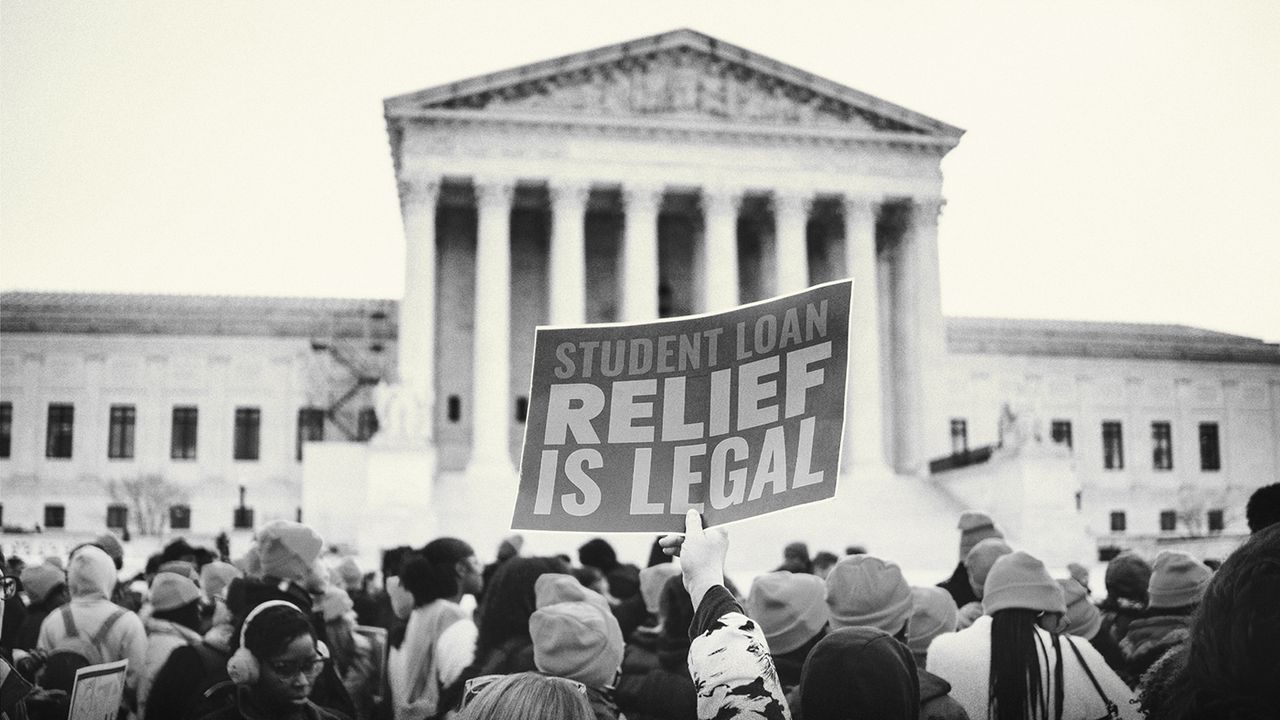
[
  {"left": 1117, "top": 550, "right": 1211, "bottom": 687},
  {"left": 927, "top": 551, "right": 1140, "bottom": 720},
  {"left": 530, "top": 573, "right": 626, "bottom": 720},
  {"left": 388, "top": 537, "right": 483, "bottom": 720},
  {"left": 615, "top": 574, "right": 698, "bottom": 720},
  {"left": 14, "top": 562, "right": 68, "bottom": 652},
  {"left": 1135, "top": 523, "right": 1280, "bottom": 720},
  {"left": 955, "top": 538, "right": 1013, "bottom": 630},
  {"left": 1096, "top": 551, "right": 1151, "bottom": 653},
  {"left": 36, "top": 545, "right": 149, "bottom": 700},
  {"left": 937, "top": 511, "right": 1004, "bottom": 609},
  {"left": 138, "top": 571, "right": 206, "bottom": 718},
  {"left": 455, "top": 671, "right": 594, "bottom": 720},
  {"left": 195, "top": 600, "right": 349, "bottom": 720}
]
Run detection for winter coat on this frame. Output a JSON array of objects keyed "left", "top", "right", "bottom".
[
  {"left": 1118, "top": 610, "right": 1192, "bottom": 687},
  {"left": 387, "top": 599, "right": 473, "bottom": 720},
  {"left": 139, "top": 617, "right": 204, "bottom": 717},
  {"left": 928, "top": 615, "right": 1140, "bottom": 720},
  {"left": 917, "top": 668, "right": 969, "bottom": 720},
  {"left": 686, "top": 585, "right": 791, "bottom": 720},
  {"left": 616, "top": 641, "right": 697, "bottom": 720},
  {"left": 36, "top": 597, "right": 148, "bottom": 690},
  {"left": 193, "top": 682, "right": 351, "bottom": 720}
]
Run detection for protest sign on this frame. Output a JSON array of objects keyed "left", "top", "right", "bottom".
[
  {"left": 515, "top": 279, "right": 851, "bottom": 532},
  {"left": 68, "top": 659, "right": 127, "bottom": 720}
]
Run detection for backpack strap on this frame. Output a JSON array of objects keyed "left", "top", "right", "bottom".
[
  {"left": 91, "top": 608, "right": 127, "bottom": 648},
  {"left": 60, "top": 605, "right": 79, "bottom": 639},
  {"left": 1065, "top": 636, "right": 1121, "bottom": 720}
]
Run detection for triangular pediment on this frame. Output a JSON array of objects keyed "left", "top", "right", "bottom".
[{"left": 386, "top": 29, "right": 963, "bottom": 139}]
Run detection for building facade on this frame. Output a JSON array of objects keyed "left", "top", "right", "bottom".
[{"left": 3, "top": 30, "right": 1278, "bottom": 568}]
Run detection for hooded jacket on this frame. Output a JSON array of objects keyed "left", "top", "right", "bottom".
[{"left": 36, "top": 546, "right": 148, "bottom": 690}]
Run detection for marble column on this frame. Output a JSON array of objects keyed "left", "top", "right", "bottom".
[
  {"left": 395, "top": 178, "right": 439, "bottom": 441},
  {"left": 843, "top": 195, "right": 885, "bottom": 469},
  {"left": 701, "top": 186, "right": 741, "bottom": 311},
  {"left": 774, "top": 192, "right": 811, "bottom": 294},
  {"left": 621, "top": 184, "right": 662, "bottom": 321},
  {"left": 467, "top": 179, "right": 515, "bottom": 478},
  {"left": 912, "top": 198, "right": 948, "bottom": 465},
  {"left": 548, "top": 181, "right": 589, "bottom": 326}
]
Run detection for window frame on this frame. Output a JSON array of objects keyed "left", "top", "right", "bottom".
[
  {"left": 1102, "top": 421, "right": 1124, "bottom": 470},
  {"left": 0, "top": 401, "right": 12, "bottom": 459},
  {"left": 233, "top": 407, "right": 261, "bottom": 461},
  {"left": 1050, "top": 419, "right": 1073, "bottom": 449},
  {"left": 45, "top": 403, "right": 75, "bottom": 459},
  {"left": 171, "top": 406, "right": 199, "bottom": 460},
  {"left": 1159, "top": 510, "right": 1177, "bottom": 532},
  {"left": 106, "top": 503, "right": 128, "bottom": 530},
  {"left": 296, "top": 407, "right": 325, "bottom": 461},
  {"left": 169, "top": 504, "right": 192, "bottom": 530},
  {"left": 1151, "top": 421, "right": 1173, "bottom": 471},
  {"left": 43, "top": 504, "right": 66, "bottom": 529},
  {"left": 1198, "top": 422, "right": 1221, "bottom": 472},
  {"left": 949, "top": 418, "right": 969, "bottom": 455},
  {"left": 107, "top": 404, "right": 136, "bottom": 460},
  {"left": 1109, "top": 511, "right": 1127, "bottom": 533}
]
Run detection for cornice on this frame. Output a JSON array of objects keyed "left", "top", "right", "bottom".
[{"left": 386, "top": 108, "right": 959, "bottom": 156}]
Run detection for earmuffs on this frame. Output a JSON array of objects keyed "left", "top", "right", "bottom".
[{"left": 226, "top": 599, "right": 329, "bottom": 685}]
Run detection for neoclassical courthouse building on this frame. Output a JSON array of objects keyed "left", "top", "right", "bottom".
[{"left": 4, "top": 31, "right": 1279, "bottom": 569}]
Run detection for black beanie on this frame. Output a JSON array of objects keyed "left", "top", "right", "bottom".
[{"left": 799, "top": 627, "right": 920, "bottom": 720}]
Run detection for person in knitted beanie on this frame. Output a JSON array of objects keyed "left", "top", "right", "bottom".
[
  {"left": 14, "top": 563, "right": 68, "bottom": 651},
  {"left": 797, "top": 627, "right": 921, "bottom": 720},
  {"left": 1098, "top": 550, "right": 1152, "bottom": 654},
  {"left": 825, "top": 555, "right": 913, "bottom": 637},
  {"left": 1058, "top": 577, "right": 1125, "bottom": 678},
  {"left": 957, "top": 537, "right": 1013, "bottom": 629},
  {"left": 1118, "top": 550, "right": 1211, "bottom": 686},
  {"left": 746, "top": 571, "right": 829, "bottom": 692},
  {"left": 937, "top": 511, "right": 1004, "bottom": 608},
  {"left": 531, "top": 573, "right": 625, "bottom": 720},
  {"left": 253, "top": 520, "right": 325, "bottom": 591},
  {"left": 906, "top": 586, "right": 958, "bottom": 668},
  {"left": 929, "top": 551, "right": 1139, "bottom": 719}
]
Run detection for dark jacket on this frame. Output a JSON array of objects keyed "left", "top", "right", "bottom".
[
  {"left": 616, "top": 643, "right": 697, "bottom": 720},
  {"left": 917, "top": 668, "right": 970, "bottom": 720},
  {"left": 1118, "top": 608, "right": 1194, "bottom": 687},
  {"left": 194, "top": 683, "right": 351, "bottom": 720}
]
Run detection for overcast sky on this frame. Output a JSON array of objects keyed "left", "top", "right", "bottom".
[{"left": 3, "top": 1, "right": 1278, "bottom": 341}]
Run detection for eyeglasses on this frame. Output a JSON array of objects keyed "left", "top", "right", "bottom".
[
  {"left": 265, "top": 655, "right": 326, "bottom": 678},
  {"left": 0, "top": 576, "right": 19, "bottom": 601},
  {"left": 460, "top": 674, "right": 587, "bottom": 710}
]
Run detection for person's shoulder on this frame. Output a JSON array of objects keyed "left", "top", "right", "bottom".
[{"left": 311, "top": 702, "right": 354, "bottom": 720}]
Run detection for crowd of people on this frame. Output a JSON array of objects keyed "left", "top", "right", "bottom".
[{"left": 0, "top": 481, "right": 1277, "bottom": 720}]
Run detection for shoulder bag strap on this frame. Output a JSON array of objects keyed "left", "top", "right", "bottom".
[
  {"left": 1050, "top": 632, "right": 1065, "bottom": 720},
  {"left": 60, "top": 605, "right": 79, "bottom": 638},
  {"left": 90, "top": 608, "right": 127, "bottom": 648},
  {"left": 1066, "top": 636, "right": 1121, "bottom": 720}
]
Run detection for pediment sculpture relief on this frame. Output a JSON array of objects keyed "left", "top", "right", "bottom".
[{"left": 429, "top": 49, "right": 917, "bottom": 132}]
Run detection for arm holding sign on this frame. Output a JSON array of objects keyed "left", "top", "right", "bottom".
[{"left": 661, "top": 511, "right": 792, "bottom": 720}]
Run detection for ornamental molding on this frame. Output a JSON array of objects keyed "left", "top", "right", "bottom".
[
  {"left": 386, "top": 29, "right": 962, "bottom": 154},
  {"left": 391, "top": 109, "right": 958, "bottom": 156}
]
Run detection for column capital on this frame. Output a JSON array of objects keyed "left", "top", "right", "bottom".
[
  {"left": 700, "top": 185, "right": 744, "bottom": 215},
  {"left": 910, "top": 196, "right": 947, "bottom": 221},
  {"left": 773, "top": 191, "right": 814, "bottom": 217},
  {"left": 841, "top": 194, "right": 880, "bottom": 220},
  {"left": 620, "top": 184, "right": 665, "bottom": 213},
  {"left": 548, "top": 180, "right": 592, "bottom": 208},
  {"left": 474, "top": 178, "right": 517, "bottom": 206},
  {"left": 396, "top": 177, "right": 440, "bottom": 207}
]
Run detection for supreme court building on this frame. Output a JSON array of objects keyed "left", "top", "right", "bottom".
[{"left": 4, "top": 30, "right": 1279, "bottom": 572}]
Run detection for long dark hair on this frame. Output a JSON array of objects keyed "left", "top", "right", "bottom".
[
  {"left": 988, "top": 609, "right": 1061, "bottom": 720},
  {"left": 474, "top": 556, "right": 566, "bottom": 657},
  {"left": 1174, "top": 524, "right": 1280, "bottom": 719}
]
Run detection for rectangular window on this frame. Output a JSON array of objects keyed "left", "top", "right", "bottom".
[
  {"left": 1110, "top": 511, "right": 1127, "bottom": 533},
  {"left": 1152, "top": 421, "right": 1173, "bottom": 471},
  {"left": 0, "top": 401, "right": 11, "bottom": 458},
  {"left": 1102, "top": 421, "right": 1124, "bottom": 470},
  {"left": 233, "top": 506, "right": 255, "bottom": 530},
  {"left": 1207, "top": 509, "right": 1224, "bottom": 533},
  {"left": 45, "top": 403, "right": 74, "bottom": 459},
  {"left": 233, "top": 407, "right": 260, "bottom": 460},
  {"left": 169, "top": 504, "right": 191, "bottom": 530},
  {"left": 1199, "top": 422, "right": 1221, "bottom": 471},
  {"left": 171, "top": 406, "right": 198, "bottom": 460},
  {"left": 44, "top": 504, "right": 65, "bottom": 529},
  {"left": 107, "top": 405, "right": 136, "bottom": 459},
  {"left": 950, "top": 418, "right": 968, "bottom": 455},
  {"left": 1051, "top": 420, "right": 1073, "bottom": 449},
  {"left": 296, "top": 408, "right": 325, "bottom": 461},
  {"left": 106, "top": 503, "right": 128, "bottom": 530},
  {"left": 356, "top": 407, "right": 378, "bottom": 442},
  {"left": 1160, "top": 510, "right": 1177, "bottom": 532}
]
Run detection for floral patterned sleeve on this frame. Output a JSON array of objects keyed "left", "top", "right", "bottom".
[{"left": 687, "top": 585, "right": 792, "bottom": 720}]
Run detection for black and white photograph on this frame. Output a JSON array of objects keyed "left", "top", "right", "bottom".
[{"left": 2, "top": 2, "right": 1278, "bottom": 718}]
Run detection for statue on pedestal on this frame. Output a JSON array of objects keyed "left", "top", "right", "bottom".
[{"left": 372, "top": 380, "right": 430, "bottom": 447}]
